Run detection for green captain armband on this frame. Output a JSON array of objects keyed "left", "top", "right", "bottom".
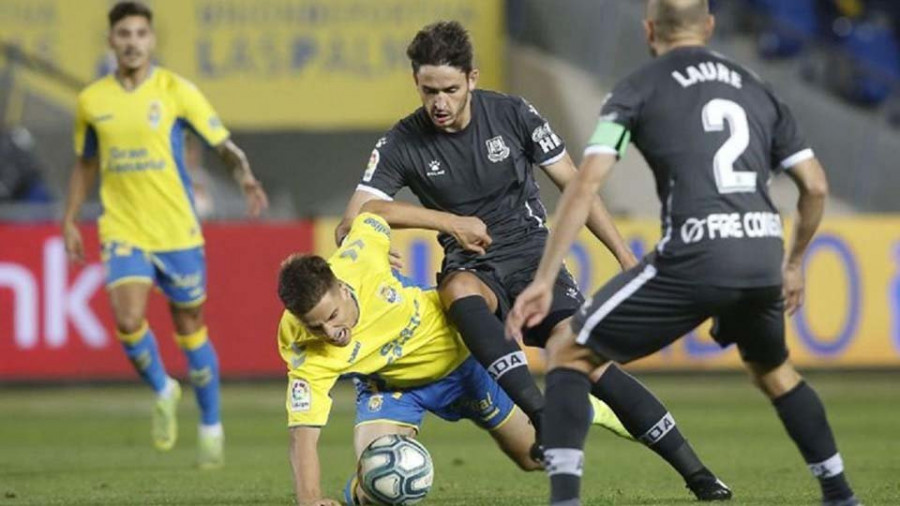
[{"left": 587, "top": 121, "right": 631, "bottom": 158}]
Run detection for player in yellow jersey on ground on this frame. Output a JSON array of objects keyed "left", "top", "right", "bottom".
[
  {"left": 61, "top": 1, "right": 268, "bottom": 469},
  {"left": 277, "top": 213, "right": 630, "bottom": 506}
]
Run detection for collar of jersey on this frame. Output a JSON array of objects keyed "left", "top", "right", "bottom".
[{"left": 113, "top": 66, "right": 156, "bottom": 94}]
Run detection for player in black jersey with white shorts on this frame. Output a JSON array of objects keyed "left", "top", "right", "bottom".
[
  {"left": 507, "top": 1, "right": 860, "bottom": 505},
  {"left": 338, "top": 20, "right": 731, "bottom": 501}
]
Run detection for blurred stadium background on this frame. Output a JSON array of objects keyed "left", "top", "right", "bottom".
[{"left": 1, "top": 0, "right": 899, "bottom": 504}]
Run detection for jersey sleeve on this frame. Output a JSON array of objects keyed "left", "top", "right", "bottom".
[
  {"left": 174, "top": 77, "right": 230, "bottom": 147},
  {"left": 357, "top": 133, "right": 406, "bottom": 200},
  {"left": 73, "top": 94, "right": 98, "bottom": 159},
  {"left": 331, "top": 213, "right": 392, "bottom": 273},
  {"left": 584, "top": 79, "right": 643, "bottom": 159},
  {"left": 278, "top": 312, "right": 339, "bottom": 427},
  {"left": 770, "top": 94, "right": 813, "bottom": 171},
  {"left": 514, "top": 97, "right": 566, "bottom": 166}
]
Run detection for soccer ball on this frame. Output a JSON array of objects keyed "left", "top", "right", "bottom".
[{"left": 358, "top": 434, "right": 434, "bottom": 505}]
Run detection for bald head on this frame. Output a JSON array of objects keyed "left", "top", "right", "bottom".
[{"left": 646, "top": 0, "right": 711, "bottom": 44}]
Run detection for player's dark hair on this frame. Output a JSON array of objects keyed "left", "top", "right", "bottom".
[
  {"left": 108, "top": 1, "right": 153, "bottom": 28},
  {"left": 278, "top": 254, "right": 337, "bottom": 318},
  {"left": 406, "top": 21, "right": 474, "bottom": 75}
]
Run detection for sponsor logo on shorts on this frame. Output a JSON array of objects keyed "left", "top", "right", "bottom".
[
  {"left": 452, "top": 392, "right": 499, "bottom": 422},
  {"left": 290, "top": 379, "right": 311, "bottom": 412},
  {"left": 680, "top": 212, "right": 783, "bottom": 244}
]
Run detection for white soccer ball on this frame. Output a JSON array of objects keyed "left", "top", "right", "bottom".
[{"left": 358, "top": 434, "right": 434, "bottom": 505}]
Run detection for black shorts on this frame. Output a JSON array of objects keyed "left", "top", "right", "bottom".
[
  {"left": 438, "top": 249, "right": 584, "bottom": 348},
  {"left": 571, "top": 258, "right": 788, "bottom": 368}
]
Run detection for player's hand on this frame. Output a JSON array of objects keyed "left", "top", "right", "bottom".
[
  {"left": 505, "top": 279, "right": 554, "bottom": 341},
  {"left": 389, "top": 248, "right": 404, "bottom": 270},
  {"left": 335, "top": 219, "right": 352, "bottom": 246},
  {"left": 782, "top": 261, "right": 804, "bottom": 316},
  {"left": 448, "top": 216, "right": 492, "bottom": 255},
  {"left": 240, "top": 175, "right": 269, "bottom": 218},
  {"left": 63, "top": 221, "right": 85, "bottom": 263}
]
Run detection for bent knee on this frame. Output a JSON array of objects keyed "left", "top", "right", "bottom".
[
  {"left": 438, "top": 272, "right": 497, "bottom": 311},
  {"left": 747, "top": 360, "right": 802, "bottom": 398},
  {"left": 114, "top": 314, "right": 145, "bottom": 335}
]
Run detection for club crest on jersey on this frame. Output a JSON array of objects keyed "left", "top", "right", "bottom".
[
  {"left": 147, "top": 100, "right": 162, "bottom": 130},
  {"left": 486, "top": 136, "right": 510, "bottom": 163},
  {"left": 378, "top": 283, "right": 402, "bottom": 304},
  {"left": 427, "top": 159, "right": 445, "bottom": 177},
  {"left": 290, "top": 379, "right": 311, "bottom": 412}
]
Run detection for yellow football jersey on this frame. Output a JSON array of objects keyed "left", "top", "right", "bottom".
[
  {"left": 73, "top": 67, "right": 229, "bottom": 251},
  {"left": 278, "top": 213, "right": 469, "bottom": 427}
]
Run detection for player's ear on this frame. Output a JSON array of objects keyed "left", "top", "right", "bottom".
[
  {"left": 704, "top": 15, "right": 716, "bottom": 41},
  {"left": 467, "top": 69, "right": 479, "bottom": 91},
  {"left": 643, "top": 19, "right": 655, "bottom": 46}
]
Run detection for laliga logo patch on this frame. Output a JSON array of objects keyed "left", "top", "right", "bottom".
[
  {"left": 368, "top": 394, "right": 383, "bottom": 412},
  {"left": 290, "top": 379, "right": 311, "bottom": 412},
  {"left": 363, "top": 149, "right": 380, "bottom": 182},
  {"left": 147, "top": 100, "right": 162, "bottom": 130},
  {"left": 486, "top": 135, "right": 510, "bottom": 163},
  {"left": 378, "top": 284, "right": 401, "bottom": 304}
]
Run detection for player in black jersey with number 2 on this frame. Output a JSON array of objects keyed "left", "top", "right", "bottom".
[
  {"left": 507, "top": 1, "right": 860, "bottom": 505},
  {"left": 338, "top": 20, "right": 732, "bottom": 501}
]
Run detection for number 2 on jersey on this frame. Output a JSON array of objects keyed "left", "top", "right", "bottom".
[{"left": 702, "top": 98, "right": 756, "bottom": 194}]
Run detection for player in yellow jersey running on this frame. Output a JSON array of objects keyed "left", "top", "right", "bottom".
[
  {"left": 61, "top": 1, "right": 268, "bottom": 469},
  {"left": 277, "top": 213, "right": 630, "bottom": 506}
]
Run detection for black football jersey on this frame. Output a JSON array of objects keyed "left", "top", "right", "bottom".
[
  {"left": 358, "top": 89, "right": 567, "bottom": 263},
  {"left": 592, "top": 46, "right": 812, "bottom": 287}
]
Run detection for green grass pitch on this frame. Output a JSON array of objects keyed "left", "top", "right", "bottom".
[{"left": 1, "top": 372, "right": 898, "bottom": 505}]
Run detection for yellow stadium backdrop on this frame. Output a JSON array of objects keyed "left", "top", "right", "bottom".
[
  {"left": 316, "top": 217, "right": 900, "bottom": 371},
  {"left": 1, "top": 0, "right": 505, "bottom": 129}
]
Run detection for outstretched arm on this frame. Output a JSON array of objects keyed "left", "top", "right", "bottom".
[
  {"left": 360, "top": 199, "right": 492, "bottom": 255},
  {"left": 290, "top": 426, "right": 340, "bottom": 506},
  {"left": 214, "top": 139, "right": 269, "bottom": 217},
  {"left": 541, "top": 152, "right": 636, "bottom": 270},
  {"left": 782, "top": 157, "right": 828, "bottom": 315}
]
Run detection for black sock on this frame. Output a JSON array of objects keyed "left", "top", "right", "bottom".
[
  {"left": 773, "top": 381, "right": 854, "bottom": 501},
  {"left": 591, "top": 364, "right": 706, "bottom": 481},
  {"left": 543, "top": 368, "right": 592, "bottom": 506},
  {"left": 447, "top": 296, "right": 545, "bottom": 432}
]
